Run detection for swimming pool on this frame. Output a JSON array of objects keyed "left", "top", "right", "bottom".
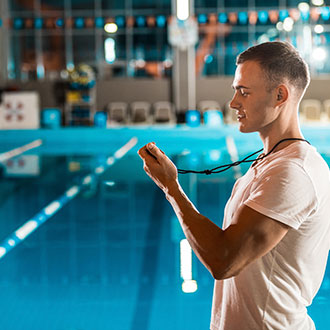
[{"left": 0, "top": 125, "right": 329, "bottom": 329}]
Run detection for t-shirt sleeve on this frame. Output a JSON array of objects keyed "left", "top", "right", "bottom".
[{"left": 244, "top": 162, "right": 317, "bottom": 230}]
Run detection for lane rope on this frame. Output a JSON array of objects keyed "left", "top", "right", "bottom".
[
  {"left": 0, "top": 139, "right": 43, "bottom": 163},
  {"left": 0, "top": 137, "right": 138, "bottom": 261}
]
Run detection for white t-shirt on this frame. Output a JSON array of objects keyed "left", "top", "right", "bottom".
[{"left": 210, "top": 141, "right": 330, "bottom": 330}]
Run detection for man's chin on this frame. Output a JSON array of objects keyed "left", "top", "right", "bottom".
[{"left": 238, "top": 125, "right": 255, "bottom": 133}]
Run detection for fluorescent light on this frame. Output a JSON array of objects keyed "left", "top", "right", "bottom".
[
  {"left": 177, "top": 0, "right": 190, "bottom": 20},
  {"left": 104, "top": 23, "right": 118, "bottom": 33},
  {"left": 105, "top": 38, "right": 116, "bottom": 64},
  {"left": 15, "top": 220, "right": 38, "bottom": 240}
]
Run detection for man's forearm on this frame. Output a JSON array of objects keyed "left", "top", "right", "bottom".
[{"left": 164, "top": 181, "right": 230, "bottom": 280}]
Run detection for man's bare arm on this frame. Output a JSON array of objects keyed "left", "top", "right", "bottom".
[{"left": 138, "top": 143, "right": 289, "bottom": 280}]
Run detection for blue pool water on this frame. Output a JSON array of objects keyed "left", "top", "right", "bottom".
[{"left": 0, "top": 125, "right": 329, "bottom": 330}]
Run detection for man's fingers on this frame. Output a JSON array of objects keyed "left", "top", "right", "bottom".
[
  {"left": 146, "top": 148, "right": 158, "bottom": 160},
  {"left": 137, "top": 145, "right": 146, "bottom": 158},
  {"left": 138, "top": 143, "right": 164, "bottom": 161},
  {"left": 138, "top": 146, "right": 152, "bottom": 159},
  {"left": 138, "top": 145, "right": 159, "bottom": 165},
  {"left": 146, "top": 142, "right": 165, "bottom": 159},
  {"left": 138, "top": 143, "right": 177, "bottom": 189}
]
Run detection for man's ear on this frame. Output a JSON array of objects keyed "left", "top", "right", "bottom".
[{"left": 275, "top": 85, "right": 289, "bottom": 105}]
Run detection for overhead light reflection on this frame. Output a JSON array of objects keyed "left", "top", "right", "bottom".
[
  {"left": 177, "top": 0, "right": 190, "bottom": 21},
  {"left": 180, "top": 239, "right": 197, "bottom": 293},
  {"left": 104, "top": 181, "right": 115, "bottom": 186},
  {"left": 276, "top": 21, "right": 283, "bottom": 31},
  {"left": 312, "top": 0, "right": 324, "bottom": 6},
  {"left": 298, "top": 2, "right": 310, "bottom": 13},
  {"left": 283, "top": 17, "right": 294, "bottom": 32},
  {"left": 314, "top": 24, "right": 324, "bottom": 34},
  {"left": 312, "top": 47, "right": 327, "bottom": 62},
  {"left": 182, "top": 279, "right": 198, "bottom": 293}
]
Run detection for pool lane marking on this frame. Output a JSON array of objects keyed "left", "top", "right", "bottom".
[
  {"left": 225, "top": 135, "right": 242, "bottom": 179},
  {"left": 0, "top": 139, "right": 43, "bottom": 162},
  {"left": 0, "top": 137, "right": 138, "bottom": 261}
]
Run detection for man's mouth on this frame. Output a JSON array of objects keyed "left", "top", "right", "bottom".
[{"left": 236, "top": 112, "right": 246, "bottom": 120}]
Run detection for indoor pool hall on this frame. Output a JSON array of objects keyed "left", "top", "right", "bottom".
[{"left": 1, "top": 1, "right": 330, "bottom": 329}]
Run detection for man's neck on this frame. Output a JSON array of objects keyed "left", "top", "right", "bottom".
[{"left": 259, "top": 117, "right": 304, "bottom": 154}]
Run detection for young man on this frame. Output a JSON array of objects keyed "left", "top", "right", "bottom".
[{"left": 138, "top": 42, "right": 330, "bottom": 330}]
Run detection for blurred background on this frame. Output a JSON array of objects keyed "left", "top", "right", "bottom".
[{"left": 1, "top": 0, "right": 330, "bottom": 123}]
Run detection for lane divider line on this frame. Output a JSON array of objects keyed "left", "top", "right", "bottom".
[
  {"left": 0, "top": 137, "right": 138, "bottom": 261},
  {"left": 0, "top": 139, "right": 43, "bottom": 163}
]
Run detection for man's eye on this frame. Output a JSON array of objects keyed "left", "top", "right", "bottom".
[{"left": 240, "top": 90, "right": 248, "bottom": 96}]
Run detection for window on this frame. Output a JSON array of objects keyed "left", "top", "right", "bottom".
[{"left": 5, "top": 0, "right": 330, "bottom": 80}]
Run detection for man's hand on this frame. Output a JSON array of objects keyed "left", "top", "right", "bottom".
[{"left": 138, "top": 142, "right": 178, "bottom": 192}]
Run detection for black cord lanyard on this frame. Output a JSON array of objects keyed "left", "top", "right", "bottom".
[{"left": 177, "top": 138, "right": 311, "bottom": 175}]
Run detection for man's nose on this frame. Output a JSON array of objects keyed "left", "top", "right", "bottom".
[{"left": 229, "top": 93, "right": 240, "bottom": 110}]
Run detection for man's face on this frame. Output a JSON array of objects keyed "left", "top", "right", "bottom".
[{"left": 230, "top": 60, "right": 278, "bottom": 134}]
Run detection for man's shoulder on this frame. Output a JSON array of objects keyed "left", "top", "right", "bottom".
[
  {"left": 254, "top": 144, "right": 325, "bottom": 183},
  {"left": 266, "top": 142, "right": 326, "bottom": 172}
]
